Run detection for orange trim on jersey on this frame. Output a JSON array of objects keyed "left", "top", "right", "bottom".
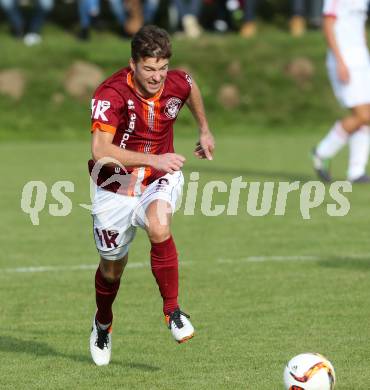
[
  {"left": 127, "top": 71, "right": 164, "bottom": 102},
  {"left": 142, "top": 167, "right": 152, "bottom": 186},
  {"left": 125, "top": 167, "right": 138, "bottom": 196},
  {"left": 91, "top": 121, "right": 117, "bottom": 135},
  {"left": 127, "top": 71, "right": 135, "bottom": 89},
  {"left": 154, "top": 100, "right": 161, "bottom": 130}
]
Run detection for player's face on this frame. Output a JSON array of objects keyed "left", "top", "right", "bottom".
[{"left": 130, "top": 57, "right": 169, "bottom": 98}]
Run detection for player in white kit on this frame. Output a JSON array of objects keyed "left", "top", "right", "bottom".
[{"left": 312, "top": 0, "right": 370, "bottom": 183}]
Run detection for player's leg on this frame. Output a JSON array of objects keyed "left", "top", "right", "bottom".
[
  {"left": 315, "top": 112, "right": 362, "bottom": 157},
  {"left": 146, "top": 199, "right": 178, "bottom": 314},
  {"left": 347, "top": 104, "right": 370, "bottom": 182},
  {"left": 314, "top": 64, "right": 370, "bottom": 181},
  {"left": 313, "top": 63, "right": 349, "bottom": 181},
  {"left": 95, "top": 255, "right": 128, "bottom": 326},
  {"left": 0, "top": 0, "right": 24, "bottom": 37},
  {"left": 90, "top": 254, "right": 127, "bottom": 366},
  {"left": 240, "top": 0, "right": 257, "bottom": 39},
  {"left": 313, "top": 63, "right": 368, "bottom": 181},
  {"left": 132, "top": 171, "right": 194, "bottom": 343},
  {"left": 313, "top": 120, "right": 349, "bottom": 182},
  {"left": 29, "top": 0, "right": 54, "bottom": 35},
  {"left": 145, "top": 199, "right": 194, "bottom": 343},
  {"left": 314, "top": 106, "right": 370, "bottom": 182},
  {"left": 289, "top": 0, "right": 306, "bottom": 37},
  {"left": 89, "top": 186, "right": 138, "bottom": 365}
]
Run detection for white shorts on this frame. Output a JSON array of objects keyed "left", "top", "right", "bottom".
[
  {"left": 91, "top": 171, "right": 184, "bottom": 261},
  {"left": 327, "top": 64, "right": 370, "bottom": 108}
]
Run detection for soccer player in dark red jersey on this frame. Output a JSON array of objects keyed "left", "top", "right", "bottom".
[{"left": 88, "top": 25, "right": 215, "bottom": 366}]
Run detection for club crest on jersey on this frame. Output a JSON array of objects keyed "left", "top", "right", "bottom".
[
  {"left": 164, "top": 97, "right": 182, "bottom": 119},
  {"left": 185, "top": 74, "right": 192, "bottom": 87}
]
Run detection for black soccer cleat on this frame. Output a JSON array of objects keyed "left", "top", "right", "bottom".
[
  {"left": 311, "top": 148, "right": 332, "bottom": 182},
  {"left": 350, "top": 174, "right": 370, "bottom": 183}
]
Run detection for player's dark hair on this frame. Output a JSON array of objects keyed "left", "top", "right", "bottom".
[{"left": 131, "top": 25, "right": 172, "bottom": 63}]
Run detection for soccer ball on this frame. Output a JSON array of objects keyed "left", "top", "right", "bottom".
[{"left": 283, "top": 353, "right": 336, "bottom": 390}]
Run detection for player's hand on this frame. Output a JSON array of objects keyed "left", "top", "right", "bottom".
[
  {"left": 194, "top": 131, "right": 215, "bottom": 160},
  {"left": 151, "top": 153, "right": 186, "bottom": 174},
  {"left": 337, "top": 61, "right": 350, "bottom": 84}
]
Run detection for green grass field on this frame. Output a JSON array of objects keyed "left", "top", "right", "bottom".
[
  {"left": 1, "top": 134, "right": 369, "bottom": 389},
  {"left": 1, "top": 26, "right": 370, "bottom": 389}
]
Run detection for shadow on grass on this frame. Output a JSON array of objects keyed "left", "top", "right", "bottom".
[
  {"left": 125, "top": 362, "right": 160, "bottom": 371},
  {"left": 0, "top": 336, "right": 160, "bottom": 371},
  {"left": 0, "top": 335, "right": 90, "bottom": 363},
  {"left": 318, "top": 257, "right": 370, "bottom": 271},
  {"left": 183, "top": 164, "right": 313, "bottom": 182}
]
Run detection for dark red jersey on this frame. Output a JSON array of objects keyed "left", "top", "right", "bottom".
[{"left": 88, "top": 67, "right": 192, "bottom": 196}]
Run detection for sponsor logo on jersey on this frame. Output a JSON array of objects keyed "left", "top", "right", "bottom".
[
  {"left": 120, "top": 112, "right": 136, "bottom": 149},
  {"left": 127, "top": 99, "right": 135, "bottom": 110},
  {"left": 91, "top": 99, "right": 111, "bottom": 121},
  {"left": 127, "top": 113, "right": 136, "bottom": 133},
  {"left": 164, "top": 97, "right": 182, "bottom": 119}
]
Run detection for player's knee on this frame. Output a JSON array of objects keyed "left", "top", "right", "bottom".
[
  {"left": 147, "top": 225, "right": 171, "bottom": 243},
  {"left": 99, "top": 256, "right": 127, "bottom": 283},
  {"left": 100, "top": 268, "right": 122, "bottom": 283},
  {"left": 355, "top": 110, "right": 370, "bottom": 125}
]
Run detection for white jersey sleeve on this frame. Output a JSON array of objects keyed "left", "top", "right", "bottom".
[{"left": 323, "top": 0, "right": 339, "bottom": 16}]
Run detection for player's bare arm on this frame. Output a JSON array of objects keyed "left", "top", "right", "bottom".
[
  {"left": 323, "top": 16, "right": 350, "bottom": 84},
  {"left": 91, "top": 129, "right": 186, "bottom": 174},
  {"left": 186, "top": 79, "right": 215, "bottom": 160}
]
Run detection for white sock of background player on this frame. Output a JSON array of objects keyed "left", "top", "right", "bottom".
[
  {"left": 347, "top": 125, "right": 370, "bottom": 180},
  {"left": 316, "top": 121, "right": 349, "bottom": 159}
]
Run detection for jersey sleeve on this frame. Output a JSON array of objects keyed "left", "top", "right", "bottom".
[
  {"left": 172, "top": 70, "right": 193, "bottom": 101},
  {"left": 323, "top": 0, "right": 338, "bottom": 17},
  {"left": 90, "top": 86, "right": 124, "bottom": 135}
]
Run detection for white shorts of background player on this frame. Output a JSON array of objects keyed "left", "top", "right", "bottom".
[
  {"left": 92, "top": 171, "right": 184, "bottom": 261},
  {"left": 327, "top": 55, "right": 370, "bottom": 108}
]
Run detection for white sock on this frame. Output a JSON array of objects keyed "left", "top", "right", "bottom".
[
  {"left": 316, "top": 121, "right": 349, "bottom": 159},
  {"left": 97, "top": 320, "right": 111, "bottom": 330},
  {"left": 347, "top": 126, "right": 370, "bottom": 180}
]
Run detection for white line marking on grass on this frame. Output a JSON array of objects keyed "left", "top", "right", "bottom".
[
  {"left": 1, "top": 262, "right": 145, "bottom": 273},
  {"left": 217, "top": 254, "right": 370, "bottom": 264},
  {"left": 0, "top": 260, "right": 193, "bottom": 274},
  {"left": 217, "top": 256, "right": 318, "bottom": 264},
  {"left": 1, "top": 254, "right": 369, "bottom": 274},
  {"left": 247, "top": 255, "right": 319, "bottom": 262}
]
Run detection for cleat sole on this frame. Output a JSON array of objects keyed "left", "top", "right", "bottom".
[{"left": 177, "top": 333, "right": 195, "bottom": 344}]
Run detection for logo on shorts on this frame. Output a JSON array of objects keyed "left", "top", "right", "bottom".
[
  {"left": 156, "top": 178, "right": 169, "bottom": 191},
  {"left": 95, "top": 228, "right": 119, "bottom": 248},
  {"left": 164, "top": 97, "right": 182, "bottom": 119}
]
